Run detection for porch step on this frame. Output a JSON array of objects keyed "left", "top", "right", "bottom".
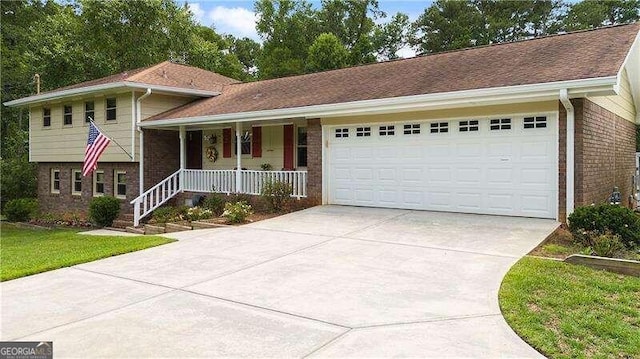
[
  {"left": 112, "top": 219, "right": 134, "bottom": 229},
  {"left": 165, "top": 223, "right": 193, "bottom": 233},
  {"left": 104, "top": 227, "right": 128, "bottom": 233},
  {"left": 119, "top": 213, "right": 135, "bottom": 221},
  {"left": 191, "top": 221, "right": 229, "bottom": 230},
  {"left": 144, "top": 224, "right": 166, "bottom": 235},
  {"left": 126, "top": 226, "right": 145, "bottom": 235}
]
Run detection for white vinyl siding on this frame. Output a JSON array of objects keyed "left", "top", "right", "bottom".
[{"left": 589, "top": 69, "right": 636, "bottom": 123}]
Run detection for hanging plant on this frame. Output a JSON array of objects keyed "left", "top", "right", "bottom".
[{"left": 205, "top": 146, "right": 218, "bottom": 162}]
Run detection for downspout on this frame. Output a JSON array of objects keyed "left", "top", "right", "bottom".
[
  {"left": 136, "top": 88, "right": 152, "bottom": 195},
  {"left": 560, "top": 89, "right": 574, "bottom": 220}
]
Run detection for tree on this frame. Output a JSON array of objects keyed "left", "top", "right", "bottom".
[
  {"left": 228, "top": 36, "right": 262, "bottom": 79},
  {"left": 563, "top": 0, "right": 640, "bottom": 30},
  {"left": 372, "top": 12, "right": 410, "bottom": 60},
  {"left": 411, "top": 0, "right": 485, "bottom": 54},
  {"left": 306, "top": 33, "right": 349, "bottom": 72}
]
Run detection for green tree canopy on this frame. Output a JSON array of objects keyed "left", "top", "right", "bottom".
[{"left": 306, "top": 33, "right": 350, "bottom": 72}]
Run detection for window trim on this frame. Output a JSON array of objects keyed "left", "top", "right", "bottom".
[
  {"left": 71, "top": 169, "right": 82, "bottom": 196},
  {"left": 234, "top": 131, "right": 252, "bottom": 156},
  {"left": 63, "top": 104, "right": 73, "bottom": 126},
  {"left": 114, "top": 170, "right": 127, "bottom": 199},
  {"left": 335, "top": 128, "right": 349, "bottom": 138},
  {"left": 430, "top": 122, "right": 449, "bottom": 134},
  {"left": 379, "top": 125, "right": 395, "bottom": 136},
  {"left": 459, "top": 120, "right": 479, "bottom": 132},
  {"left": 524, "top": 116, "right": 547, "bottom": 129},
  {"left": 43, "top": 107, "right": 51, "bottom": 127},
  {"left": 490, "top": 118, "right": 512, "bottom": 131},
  {"left": 403, "top": 124, "right": 420, "bottom": 135},
  {"left": 50, "top": 169, "right": 60, "bottom": 194},
  {"left": 105, "top": 97, "right": 117, "bottom": 121},
  {"left": 355, "top": 126, "right": 371, "bottom": 137},
  {"left": 85, "top": 101, "right": 95, "bottom": 123},
  {"left": 93, "top": 170, "right": 105, "bottom": 197}
]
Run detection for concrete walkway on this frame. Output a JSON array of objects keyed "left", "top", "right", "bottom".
[{"left": 1, "top": 206, "right": 558, "bottom": 358}]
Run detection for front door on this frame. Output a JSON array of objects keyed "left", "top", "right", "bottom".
[{"left": 186, "top": 130, "right": 203, "bottom": 169}]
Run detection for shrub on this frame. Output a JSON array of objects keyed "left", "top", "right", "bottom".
[
  {"left": 203, "top": 194, "right": 226, "bottom": 216},
  {"left": 184, "top": 206, "right": 213, "bottom": 221},
  {"left": 88, "top": 196, "right": 120, "bottom": 227},
  {"left": 152, "top": 206, "right": 179, "bottom": 224},
  {"left": 589, "top": 233, "right": 625, "bottom": 258},
  {"left": 222, "top": 201, "right": 253, "bottom": 223},
  {"left": 260, "top": 163, "right": 273, "bottom": 171},
  {"left": 568, "top": 204, "right": 640, "bottom": 249},
  {"left": 3, "top": 198, "right": 38, "bottom": 222},
  {"left": 261, "top": 180, "right": 292, "bottom": 212}
]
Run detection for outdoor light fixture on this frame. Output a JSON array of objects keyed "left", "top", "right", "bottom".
[
  {"left": 609, "top": 186, "right": 621, "bottom": 205},
  {"left": 204, "top": 134, "right": 217, "bottom": 144}
]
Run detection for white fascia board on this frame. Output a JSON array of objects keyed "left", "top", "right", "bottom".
[
  {"left": 3, "top": 81, "right": 220, "bottom": 107},
  {"left": 141, "top": 76, "right": 617, "bottom": 129}
]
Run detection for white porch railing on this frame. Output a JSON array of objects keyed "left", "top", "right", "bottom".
[
  {"left": 131, "top": 169, "right": 308, "bottom": 226},
  {"left": 131, "top": 169, "right": 181, "bottom": 227},
  {"left": 241, "top": 170, "right": 307, "bottom": 198}
]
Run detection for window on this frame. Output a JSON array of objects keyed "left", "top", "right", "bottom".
[
  {"left": 524, "top": 116, "right": 547, "bottom": 129},
  {"left": 297, "top": 126, "right": 307, "bottom": 167},
  {"left": 404, "top": 124, "right": 420, "bottom": 135},
  {"left": 234, "top": 131, "right": 251, "bottom": 155},
  {"left": 430, "top": 122, "right": 449, "bottom": 133},
  {"left": 459, "top": 120, "right": 479, "bottom": 132},
  {"left": 114, "top": 170, "right": 126, "bottom": 199},
  {"left": 85, "top": 101, "right": 94, "bottom": 123},
  {"left": 335, "top": 128, "right": 349, "bottom": 138},
  {"left": 63, "top": 104, "right": 73, "bottom": 125},
  {"left": 43, "top": 108, "right": 51, "bottom": 127},
  {"left": 356, "top": 127, "right": 371, "bottom": 137},
  {"left": 71, "top": 169, "right": 82, "bottom": 196},
  {"left": 50, "top": 169, "right": 60, "bottom": 194},
  {"left": 379, "top": 125, "right": 395, "bottom": 136},
  {"left": 490, "top": 118, "right": 511, "bottom": 130},
  {"left": 106, "top": 97, "right": 117, "bottom": 121},
  {"left": 93, "top": 170, "right": 105, "bottom": 197}
]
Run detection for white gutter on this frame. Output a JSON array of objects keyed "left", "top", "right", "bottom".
[
  {"left": 560, "top": 89, "right": 575, "bottom": 220},
  {"left": 136, "top": 88, "right": 152, "bottom": 195},
  {"left": 3, "top": 81, "right": 219, "bottom": 107},
  {"left": 140, "top": 76, "right": 617, "bottom": 128}
]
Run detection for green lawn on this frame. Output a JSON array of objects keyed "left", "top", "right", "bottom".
[
  {"left": 499, "top": 256, "right": 640, "bottom": 359},
  {"left": 0, "top": 224, "right": 175, "bottom": 281}
]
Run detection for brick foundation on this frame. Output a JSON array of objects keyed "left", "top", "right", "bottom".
[{"left": 36, "top": 162, "right": 139, "bottom": 215}]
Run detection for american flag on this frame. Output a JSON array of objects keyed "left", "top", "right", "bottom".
[{"left": 82, "top": 122, "right": 111, "bottom": 176}]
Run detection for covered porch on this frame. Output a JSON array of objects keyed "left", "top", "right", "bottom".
[{"left": 132, "top": 119, "right": 314, "bottom": 226}]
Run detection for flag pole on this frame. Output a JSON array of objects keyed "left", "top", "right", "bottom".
[{"left": 88, "top": 117, "right": 133, "bottom": 160}]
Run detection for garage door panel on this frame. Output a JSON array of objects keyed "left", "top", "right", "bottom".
[{"left": 327, "top": 116, "right": 557, "bottom": 219}]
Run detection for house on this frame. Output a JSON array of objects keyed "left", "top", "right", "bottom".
[{"left": 5, "top": 24, "right": 639, "bottom": 227}]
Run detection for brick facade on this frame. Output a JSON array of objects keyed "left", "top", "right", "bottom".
[
  {"left": 306, "top": 118, "right": 322, "bottom": 202},
  {"left": 37, "top": 162, "right": 139, "bottom": 215},
  {"left": 576, "top": 99, "right": 637, "bottom": 208},
  {"left": 143, "top": 129, "right": 180, "bottom": 190}
]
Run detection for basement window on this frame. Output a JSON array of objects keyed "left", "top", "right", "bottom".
[
  {"left": 430, "top": 122, "right": 449, "bottom": 133},
  {"left": 524, "top": 116, "right": 547, "bottom": 129},
  {"left": 71, "top": 169, "right": 82, "bottom": 196},
  {"left": 114, "top": 170, "right": 127, "bottom": 199},
  {"left": 490, "top": 118, "right": 511, "bottom": 130},
  {"left": 50, "top": 169, "right": 60, "bottom": 194},
  {"left": 403, "top": 124, "right": 420, "bottom": 135},
  {"left": 335, "top": 128, "right": 349, "bottom": 138},
  {"left": 459, "top": 120, "right": 479, "bottom": 132},
  {"left": 379, "top": 125, "right": 395, "bottom": 136},
  {"left": 356, "top": 127, "right": 371, "bottom": 137},
  {"left": 93, "top": 170, "right": 105, "bottom": 197}
]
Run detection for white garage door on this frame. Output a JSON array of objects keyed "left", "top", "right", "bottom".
[{"left": 327, "top": 115, "right": 557, "bottom": 219}]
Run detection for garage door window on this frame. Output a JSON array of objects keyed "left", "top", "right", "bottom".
[
  {"left": 335, "top": 128, "right": 349, "bottom": 138},
  {"left": 524, "top": 116, "right": 547, "bottom": 129},
  {"left": 403, "top": 124, "right": 420, "bottom": 135},
  {"left": 379, "top": 125, "right": 395, "bottom": 136},
  {"left": 459, "top": 120, "right": 479, "bottom": 132},
  {"left": 430, "top": 122, "right": 449, "bottom": 133},
  {"left": 490, "top": 118, "right": 511, "bottom": 130},
  {"left": 356, "top": 127, "right": 371, "bottom": 137}
]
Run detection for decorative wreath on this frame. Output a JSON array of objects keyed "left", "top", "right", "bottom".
[{"left": 205, "top": 146, "right": 219, "bottom": 163}]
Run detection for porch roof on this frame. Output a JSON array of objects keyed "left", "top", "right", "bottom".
[{"left": 142, "top": 23, "right": 639, "bottom": 127}]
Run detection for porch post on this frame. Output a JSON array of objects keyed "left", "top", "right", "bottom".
[
  {"left": 179, "top": 126, "right": 186, "bottom": 190},
  {"left": 235, "top": 122, "right": 242, "bottom": 193}
]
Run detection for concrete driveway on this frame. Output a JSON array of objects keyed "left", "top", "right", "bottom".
[{"left": 1, "top": 206, "right": 558, "bottom": 358}]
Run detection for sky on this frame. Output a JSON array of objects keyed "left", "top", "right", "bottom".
[{"left": 185, "top": 0, "right": 430, "bottom": 41}]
